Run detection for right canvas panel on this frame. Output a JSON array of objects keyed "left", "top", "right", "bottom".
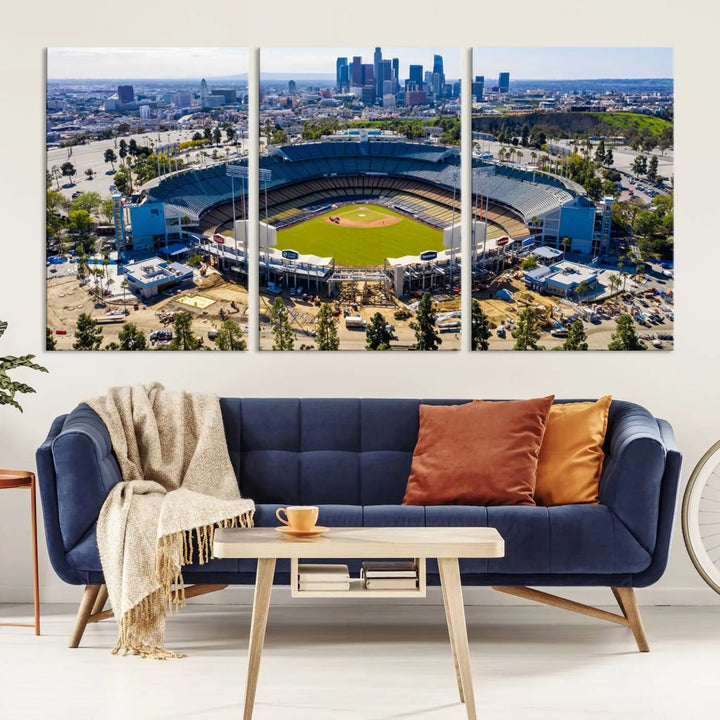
[{"left": 470, "top": 48, "right": 673, "bottom": 351}]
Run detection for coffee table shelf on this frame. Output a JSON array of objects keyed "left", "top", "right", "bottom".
[{"left": 290, "top": 556, "right": 427, "bottom": 598}]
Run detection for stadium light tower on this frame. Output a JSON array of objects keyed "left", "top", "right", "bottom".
[
  {"left": 227, "top": 163, "right": 251, "bottom": 272},
  {"left": 260, "top": 168, "right": 272, "bottom": 282}
]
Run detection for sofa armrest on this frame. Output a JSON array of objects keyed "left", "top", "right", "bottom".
[
  {"left": 50, "top": 404, "right": 122, "bottom": 553},
  {"left": 599, "top": 401, "right": 668, "bottom": 555}
]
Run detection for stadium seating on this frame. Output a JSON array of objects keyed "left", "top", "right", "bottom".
[{"left": 145, "top": 141, "right": 581, "bottom": 240}]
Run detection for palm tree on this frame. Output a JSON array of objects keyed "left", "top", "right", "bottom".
[
  {"left": 516, "top": 150, "right": 523, "bottom": 165},
  {"left": 530, "top": 151, "right": 537, "bottom": 166}
]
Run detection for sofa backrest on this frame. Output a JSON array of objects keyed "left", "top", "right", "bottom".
[{"left": 220, "top": 398, "right": 470, "bottom": 505}]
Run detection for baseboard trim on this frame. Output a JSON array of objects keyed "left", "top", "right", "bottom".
[{"left": 2, "top": 584, "right": 719, "bottom": 606}]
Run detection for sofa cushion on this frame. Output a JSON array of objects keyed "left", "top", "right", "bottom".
[
  {"left": 403, "top": 397, "right": 554, "bottom": 507},
  {"left": 535, "top": 396, "right": 612, "bottom": 506}
]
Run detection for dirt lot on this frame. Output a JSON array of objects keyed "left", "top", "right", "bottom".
[{"left": 47, "top": 270, "right": 249, "bottom": 350}]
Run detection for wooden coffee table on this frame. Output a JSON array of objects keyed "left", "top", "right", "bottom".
[{"left": 213, "top": 526, "right": 504, "bottom": 720}]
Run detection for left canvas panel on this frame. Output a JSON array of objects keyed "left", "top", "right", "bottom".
[{"left": 46, "top": 48, "right": 250, "bottom": 351}]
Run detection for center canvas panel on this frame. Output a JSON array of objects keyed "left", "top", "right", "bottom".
[{"left": 258, "top": 47, "right": 462, "bottom": 351}]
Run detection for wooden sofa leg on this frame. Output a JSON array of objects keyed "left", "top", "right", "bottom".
[
  {"left": 69, "top": 585, "right": 101, "bottom": 648},
  {"left": 612, "top": 587, "right": 649, "bottom": 652},
  {"left": 91, "top": 585, "right": 108, "bottom": 616}
]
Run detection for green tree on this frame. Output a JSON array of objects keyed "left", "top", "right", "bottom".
[
  {"left": 608, "top": 314, "right": 646, "bottom": 351},
  {"left": 226, "top": 126, "right": 236, "bottom": 143},
  {"left": 632, "top": 155, "right": 647, "bottom": 176},
  {"left": 315, "top": 303, "right": 340, "bottom": 351},
  {"left": 170, "top": 311, "right": 200, "bottom": 350},
  {"left": 563, "top": 320, "right": 588, "bottom": 351},
  {"left": 100, "top": 197, "right": 114, "bottom": 224},
  {"left": 128, "top": 139, "right": 138, "bottom": 157},
  {"left": 73, "top": 313, "right": 103, "bottom": 351},
  {"left": 203, "top": 127, "right": 212, "bottom": 142},
  {"left": 192, "top": 131, "right": 203, "bottom": 141},
  {"left": 513, "top": 307, "right": 543, "bottom": 351},
  {"left": 520, "top": 256, "right": 538, "bottom": 270},
  {"left": 113, "top": 170, "right": 131, "bottom": 195},
  {"left": 216, "top": 318, "right": 247, "bottom": 351},
  {"left": 365, "top": 312, "right": 393, "bottom": 350},
  {"left": 84, "top": 168, "right": 95, "bottom": 181},
  {"left": 520, "top": 124, "right": 530, "bottom": 147},
  {"left": 213, "top": 126, "right": 222, "bottom": 145},
  {"left": 46, "top": 327, "right": 56, "bottom": 351},
  {"left": 68, "top": 209, "right": 93, "bottom": 235},
  {"left": 594, "top": 139, "right": 606, "bottom": 164},
  {"left": 271, "top": 297, "right": 294, "bottom": 350},
  {"left": 104, "top": 148, "right": 117, "bottom": 171},
  {"left": 70, "top": 191, "right": 102, "bottom": 217},
  {"left": 411, "top": 293, "right": 442, "bottom": 351},
  {"left": 647, "top": 154, "right": 659, "bottom": 182},
  {"left": 634, "top": 211, "right": 661, "bottom": 237},
  {"left": 60, "top": 161, "right": 76, "bottom": 185},
  {"left": 118, "top": 323, "right": 148, "bottom": 351},
  {"left": 46, "top": 189, "right": 66, "bottom": 241},
  {"left": 118, "top": 139, "right": 128, "bottom": 164},
  {"left": 604, "top": 148, "right": 614, "bottom": 166},
  {"left": 471, "top": 300, "right": 491, "bottom": 351}
]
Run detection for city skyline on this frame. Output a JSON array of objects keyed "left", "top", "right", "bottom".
[{"left": 261, "top": 47, "right": 461, "bottom": 80}]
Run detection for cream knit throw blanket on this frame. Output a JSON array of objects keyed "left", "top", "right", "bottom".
[{"left": 87, "top": 383, "right": 254, "bottom": 659}]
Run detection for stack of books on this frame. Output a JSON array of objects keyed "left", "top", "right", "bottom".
[
  {"left": 297, "top": 564, "right": 350, "bottom": 591},
  {"left": 361, "top": 560, "right": 418, "bottom": 590}
]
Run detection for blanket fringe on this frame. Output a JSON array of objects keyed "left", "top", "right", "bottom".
[{"left": 113, "top": 510, "right": 254, "bottom": 659}]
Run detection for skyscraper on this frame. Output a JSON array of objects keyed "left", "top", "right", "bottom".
[
  {"left": 374, "top": 47, "right": 383, "bottom": 102},
  {"left": 117, "top": 85, "right": 134, "bottom": 104},
  {"left": 288, "top": 80, "right": 297, "bottom": 96},
  {"left": 200, "top": 79, "right": 209, "bottom": 105},
  {"left": 351, "top": 56, "right": 363, "bottom": 86},
  {"left": 499, "top": 72, "right": 510, "bottom": 94},
  {"left": 336, "top": 57, "right": 348, "bottom": 91},
  {"left": 472, "top": 75, "right": 485, "bottom": 101},
  {"left": 433, "top": 54, "right": 444, "bottom": 76},
  {"left": 392, "top": 57, "right": 400, "bottom": 93},
  {"left": 409, "top": 64, "right": 423, "bottom": 87}
]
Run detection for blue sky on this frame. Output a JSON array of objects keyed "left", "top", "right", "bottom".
[
  {"left": 47, "top": 48, "right": 248, "bottom": 80},
  {"left": 47, "top": 46, "right": 672, "bottom": 81},
  {"left": 472, "top": 47, "right": 672, "bottom": 79}
]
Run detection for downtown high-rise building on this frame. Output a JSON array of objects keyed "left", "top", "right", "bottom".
[
  {"left": 117, "top": 85, "right": 134, "bottom": 104},
  {"left": 374, "top": 47, "right": 383, "bottom": 100},
  {"left": 472, "top": 75, "right": 485, "bottom": 101},
  {"left": 499, "top": 72, "right": 510, "bottom": 93},
  {"left": 392, "top": 57, "right": 400, "bottom": 93},
  {"left": 351, "top": 56, "right": 363, "bottom": 87},
  {"left": 408, "top": 64, "right": 423, "bottom": 89},
  {"left": 336, "top": 57, "right": 348, "bottom": 92},
  {"left": 200, "top": 79, "right": 209, "bottom": 104}
]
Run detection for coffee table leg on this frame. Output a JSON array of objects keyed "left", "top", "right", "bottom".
[
  {"left": 244, "top": 557, "right": 275, "bottom": 720},
  {"left": 438, "top": 558, "right": 476, "bottom": 720},
  {"left": 438, "top": 559, "right": 465, "bottom": 703}
]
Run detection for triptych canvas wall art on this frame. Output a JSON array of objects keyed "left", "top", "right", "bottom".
[{"left": 46, "top": 47, "right": 673, "bottom": 352}]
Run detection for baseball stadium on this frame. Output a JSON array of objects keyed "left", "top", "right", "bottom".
[{"left": 143, "top": 133, "right": 593, "bottom": 298}]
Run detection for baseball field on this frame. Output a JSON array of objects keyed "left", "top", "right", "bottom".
[{"left": 274, "top": 204, "right": 444, "bottom": 266}]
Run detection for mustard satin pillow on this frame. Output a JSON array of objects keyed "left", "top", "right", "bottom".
[{"left": 533, "top": 396, "right": 612, "bottom": 506}]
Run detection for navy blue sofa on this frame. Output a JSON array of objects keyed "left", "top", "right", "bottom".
[{"left": 36, "top": 398, "right": 681, "bottom": 650}]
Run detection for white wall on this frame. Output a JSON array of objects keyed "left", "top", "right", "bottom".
[{"left": 1, "top": 0, "right": 719, "bottom": 606}]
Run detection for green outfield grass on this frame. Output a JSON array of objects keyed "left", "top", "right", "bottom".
[{"left": 274, "top": 204, "right": 444, "bottom": 266}]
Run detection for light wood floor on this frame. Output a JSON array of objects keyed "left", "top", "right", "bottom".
[{"left": 1, "top": 602, "right": 718, "bottom": 719}]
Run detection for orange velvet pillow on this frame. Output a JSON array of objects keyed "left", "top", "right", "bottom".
[
  {"left": 403, "top": 396, "right": 554, "bottom": 507},
  {"left": 533, "top": 396, "right": 612, "bottom": 506}
]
